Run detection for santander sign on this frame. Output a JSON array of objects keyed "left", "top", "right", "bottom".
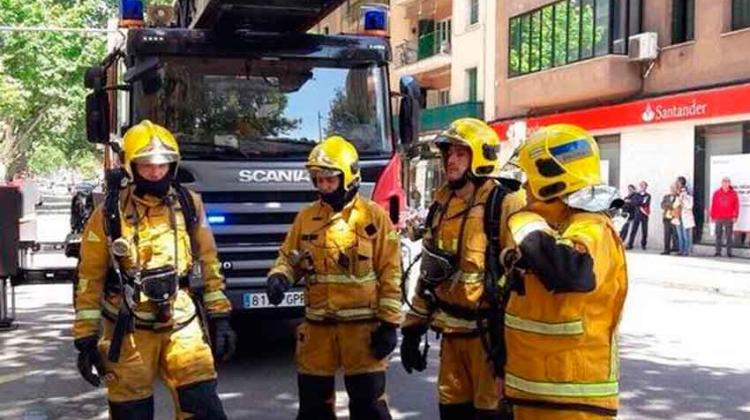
[{"left": 641, "top": 100, "right": 709, "bottom": 123}]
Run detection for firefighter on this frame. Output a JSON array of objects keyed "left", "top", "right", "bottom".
[
  {"left": 265, "top": 135, "right": 402, "bottom": 420},
  {"left": 73, "top": 120, "right": 235, "bottom": 420},
  {"left": 400, "top": 118, "right": 526, "bottom": 419},
  {"left": 501, "top": 124, "right": 628, "bottom": 419}
]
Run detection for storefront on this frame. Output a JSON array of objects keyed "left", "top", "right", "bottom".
[{"left": 493, "top": 82, "right": 750, "bottom": 252}]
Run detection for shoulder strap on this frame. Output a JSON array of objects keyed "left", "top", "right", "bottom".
[
  {"left": 103, "top": 168, "right": 126, "bottom": 241},
  {"left": 480, "top": 183, "right": 510, "bottom": 377},
  {"left": 172, "top": 183, "right": 199, "bottom": 236}
]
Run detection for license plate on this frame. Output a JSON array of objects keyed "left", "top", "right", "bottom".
[{"left": 242, "top": 291, "right": 305, "bottom": 309}]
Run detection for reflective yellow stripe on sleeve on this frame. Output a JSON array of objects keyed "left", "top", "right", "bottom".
[
  {"left": 312, "top": 272, "right": 377, "bottom": 284},
  {"left": 378, "top": 297, "right": 402, "bottom": 313},
  {"left": 75, "top": 309, "right": 102, "bottom": 321},
  {"left": 505, "top": 313, "right": 584, "bottom": 335},
  {"left": 505, "top": 373, "right": 619, "bottom": 398},
  {"left": 203, "top": 290, "right": 228, "bottom": 303}
]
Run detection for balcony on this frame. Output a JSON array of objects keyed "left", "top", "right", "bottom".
[
  {"left": 421, "top": 101, "right": 484, "bottom": 133},
  {"left": 394, "top": 31, "right": 451, "bottom": 75},
  {"left": 506, "top": 56, "right": 641, "bottom": 110}
]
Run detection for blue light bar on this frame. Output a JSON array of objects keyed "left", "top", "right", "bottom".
[
  {"left": 207, "top": 215, "right": 226, "bottom": 225},
  {"left": 120, "top": 0, "right": 144, "bottom": 22},
  {"left": 362, "top": 5, "right": 388, "bottom": 32}
]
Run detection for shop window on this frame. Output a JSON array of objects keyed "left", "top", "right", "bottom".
[
  {"left": 508, "top": 0, "right": 639, "bottom": 77},
  {"left": 596, "top": 135, "right": 621, "bottom": 188},
  {"left": 672, "top": 0, "right": 695, "bottom": 44},
  {"left": 733, "top": 0, "right": 750, "bottom": 31},
  {"left": 694, "top": 123, "right": 750, "bottom": 247}
]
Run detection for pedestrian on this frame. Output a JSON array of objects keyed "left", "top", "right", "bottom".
[
  {"left": 266, "top": 136, "right": 401, "bottom": 420},
  {"left": 502, "top": 124, "right": 628, "bottom": 419},
  {"left": 619, "top": 184, "right": 637, "bottom": 241},
  {"left": 710, "top": 176, "right": 740, "bottom": 257},
  {"left": 400, "top": 118, "right": 526, "bottom": 419},
  {"left": 673, "top": 180, "right": 696, "bottom": 256},
  {"left": 660, "top": 183, "right": 679, "bottom": 255},
  {"left": 627, "top": 181, "right": 651, "bottom": 250},
  {"left": 73, "top": 121, "right": 235, "bottom": 419}
]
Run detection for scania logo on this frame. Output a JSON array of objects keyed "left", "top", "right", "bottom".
[{"left": 237, "top": 169, "right": 310, "bottom": 183}]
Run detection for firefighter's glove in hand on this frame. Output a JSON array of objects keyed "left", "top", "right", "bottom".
[
  {"left": 75, "top": 336, "right": 105, "bottom": 387},
  {"left": 210, "top": 317, "right": 237, "bottom": 363},
  {"left": 400, "top": 325, "right": 428, "bottom": 374},
  {"left": 370, "top": 322, "right": 398, "bottom": 360},
  {"left": 266, "top": 273, "right": 290, "bottom": 306}
]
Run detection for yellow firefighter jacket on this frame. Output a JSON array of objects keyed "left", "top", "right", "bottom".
[
  {"left": 403, "top": 180, "right": 526, "bottom": 334},
  {"left": 269, "top": 194, "right": 402, "bottom": 325},
  {"left": 503, "top": 200, "right": 628, "bottom": 416},
  {"left": 73, "top": 186, "right": 232, "bottom": 339}
]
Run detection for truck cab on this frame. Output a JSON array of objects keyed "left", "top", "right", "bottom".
[{"left": 83, "top": 0, "right": 421, "bottom": 317}]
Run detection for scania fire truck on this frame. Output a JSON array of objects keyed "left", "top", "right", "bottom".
[{"left": 82, "top": 0, "right": 421, "bottom": 317}]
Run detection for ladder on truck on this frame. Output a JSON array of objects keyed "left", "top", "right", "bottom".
[{"left": 176, "top": 0, "right": 349, "bottom": 32}]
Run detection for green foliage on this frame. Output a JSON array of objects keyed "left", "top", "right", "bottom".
[{"left": 0, "top": 0, "right": 115, "bottom": 179}]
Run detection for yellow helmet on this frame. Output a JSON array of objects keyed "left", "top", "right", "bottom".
[
  {"left": 517, "top": 124, "right": 601, "bottom": 201},
  {"left": 435, "top": 118, "right": 503, "bottom": 177},
  {"left": 122, "top": 120, "right": 180, "bottom": 178},
  {"left": 306, "top": 135, "right": 360, "bottom": 191}
]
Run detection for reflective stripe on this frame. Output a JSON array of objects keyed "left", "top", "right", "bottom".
[
  {"left": 437, "top": 239, "right": 457, "bottom": 253},
  {"left": 305, "top": 307, "right": 377, "bottom": 321},
  {"left": 505, "top": 373, "right": 619, "bottom": 398},
  {"left": 511, "top": 220, "right": 553, "bottom": 244},
  {"left": 379, "top": 297, "right": 402, "bottom": 313},
  {"left": 505, "top": 314, "right": 584, "bottom": 335},
  {"left": 203, "top": 290, "right": 227, "bottom": 303},
  {"left": 408, "top": 308, "right": 430, "bottom": 319},
  {"left": 434, "top": 311, "right": 477, "bottom": 330},
  {"left": 453, "top": 271, "right": 483, "bottom": 284},
  {"left": 609, "top": 331, "right": 620, "bottom": 381},
  {"left": 312, "top": 272, "right": 377, "bottom": 284},
  {"left": 75, "top": 309, "right": 101, "bottom": 321}
]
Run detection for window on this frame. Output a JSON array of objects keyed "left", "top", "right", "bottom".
[
  {"left": 438, "top": 89, "right": 450, "bottom": 106},
  {"left": 469, "top": 0, "right": 479, "bottom": 25},
  {"left": 467, "top": 68, "right": 478, "bottom": 101},
  {"left": 672, "top": 0, "right": 694, "bottom": 44},
  {"left": 733, "top": 0, "right": 750, "bottom": 30},
  {"left": 509, "top": 0, "right": 639, "bottom": 77}
]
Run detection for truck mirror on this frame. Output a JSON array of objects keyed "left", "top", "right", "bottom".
[
  {"left": 85, "top": 92, "right": 110, "bottom": 144},
  {"left": 398, "top": 76, "right": 421, "bottom": 146},
  {"left": 84, "top": 66, "right": 106, "bottom": 90}
]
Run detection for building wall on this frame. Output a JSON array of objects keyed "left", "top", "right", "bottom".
[
  {"left": 450, "top": 0, "right": 484, "bottom": 103},
  {"left": 643, "top": 0, "right": 750, "bottom": 95},
  {"left": 494, "top": 0, "right": 750, "bottom": 121}
]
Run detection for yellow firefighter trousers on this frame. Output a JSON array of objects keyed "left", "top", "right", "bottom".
[
  {"left": 296, "top": 321, "right": 388, "bottom": 375},
  {"left": 439, "top": 334, "right": 500, "bottom": 411},
  {"left": 514, "top": 406, "right": 615, "bottom": 419},
  {"left": 98, "top": 317, "right": 217, "bottom": 418}
]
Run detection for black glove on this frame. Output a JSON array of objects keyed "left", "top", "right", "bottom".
[
  {"left": 210, "top": 316, "right": 237, "bottom": 363},
  {"left": 370, "top": 322, "right": 398, "bottom": 360},
  {"left": 400, "top": 324, "right": 428, "bottom": 374},
  {"left": 75, "top": 336, "right": 105, "bottom": 387},
  {"left": 266, "top": 273, "right": 290, "bottom": 306}
]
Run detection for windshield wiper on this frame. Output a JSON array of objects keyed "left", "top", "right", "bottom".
[{"left": 180, "top": 142, "right": 251, "bottom": 159}]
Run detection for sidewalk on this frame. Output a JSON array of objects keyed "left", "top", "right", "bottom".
[{"left": 626, "top": 249, "right": 750, "bottom": 297}]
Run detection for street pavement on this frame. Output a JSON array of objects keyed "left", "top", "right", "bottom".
[{"left": 1, "top": 252, "right": 750, "bottom": 419}]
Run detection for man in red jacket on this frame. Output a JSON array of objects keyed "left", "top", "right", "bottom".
[{"left": 710, "top": 177, "right": 740, "bottom": 257}]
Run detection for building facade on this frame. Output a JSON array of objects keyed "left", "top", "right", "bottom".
[{"left": 493, "top": 0, "right": 750, "bottom": 254}]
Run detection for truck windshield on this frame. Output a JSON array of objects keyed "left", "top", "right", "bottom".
[{"left": 133, "top": 57, "right": 391, "bottom": 160}]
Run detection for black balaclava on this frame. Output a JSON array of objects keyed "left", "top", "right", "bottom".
[
  {"left": 319, "top": 174, "right": 358, "bottom": 212},
  {"left": 133, "top": 164, "right": 174, "bottom": 198}
]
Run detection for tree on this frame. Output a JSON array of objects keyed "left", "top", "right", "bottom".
[{"left": 0, "top": 0, "right": 117, "bottom": 180}]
